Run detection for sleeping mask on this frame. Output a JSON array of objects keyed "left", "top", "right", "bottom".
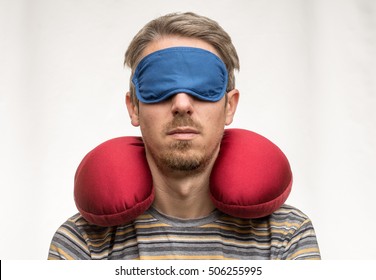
[{"left": 132, "top": 47, "right": 228, "bottom": 103}]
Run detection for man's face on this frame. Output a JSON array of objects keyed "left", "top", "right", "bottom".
[{"left": 127, "top": 36, "right": 238, "bottom": 175}]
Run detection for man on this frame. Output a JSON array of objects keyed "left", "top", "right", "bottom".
[{"left": 48, "top": 12, "right": 320, "bottom": 260}]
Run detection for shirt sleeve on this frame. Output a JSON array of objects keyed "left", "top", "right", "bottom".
[
  {"left": 48, "top": 215, "right": 91, "bottom": 260},
  {"left": 282, "top": 218, "right": 321, "bottom": 260}
]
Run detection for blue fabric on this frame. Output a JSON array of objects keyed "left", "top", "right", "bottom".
[{"left": 132, "top": 47, "right": 228, "bottom": 103}]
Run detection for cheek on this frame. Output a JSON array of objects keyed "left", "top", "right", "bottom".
[
  {"left": 201, "top": 105, "right": 226, "bottom": 126},
  {"left": 199, "top": 107, "right": 227, "bottom": 142},
  {"left": 139, "top": 116, "right": 159, "bottom": 137},
  {"left": 138, "top": 108, "right": 167, "bottom": 140}
]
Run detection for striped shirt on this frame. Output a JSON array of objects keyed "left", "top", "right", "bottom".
[{"left": 48, "top": 204, "right": 320, "bottom": 260}]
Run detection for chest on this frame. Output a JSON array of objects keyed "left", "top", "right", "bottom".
[{"left": 91, "top": 222, "right": 278, "bottom": 260}]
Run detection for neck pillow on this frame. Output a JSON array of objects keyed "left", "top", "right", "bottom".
[{"left": 74, "top": 129, "right": 292, "bottom": 226}]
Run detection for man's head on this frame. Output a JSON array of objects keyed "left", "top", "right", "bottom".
[
  {"left": 124, "top": 12, "right": 239, "bottom": 105},
  {"left": 124, "top": 12, "right": 240, "bottom": 175}
]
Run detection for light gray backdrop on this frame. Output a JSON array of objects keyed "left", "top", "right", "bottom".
[{"left": 1, "top": 0, "right": 375, "bottom": 259}]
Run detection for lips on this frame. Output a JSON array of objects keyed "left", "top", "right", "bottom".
[{"left": 167, "top": 127, "right": 200, "bottom": 140}]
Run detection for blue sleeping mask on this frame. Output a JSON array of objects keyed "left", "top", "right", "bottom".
[{"left": 132, "top": 47, "right": 228, "bottom": 103}]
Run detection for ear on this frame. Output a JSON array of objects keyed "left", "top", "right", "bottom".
[
  {"left": 125, "top": 92, "right": 140, "bottom": 127},
  {"left": 225, "top": 89, "right": 239, "bottom": 126}
]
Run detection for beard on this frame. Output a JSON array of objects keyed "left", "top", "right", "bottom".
[
  {"left": 160, "top": 140, "right": 206, "bottom": 172},
  {"left": 145, "top": 116, "right": 222, "bottom": 174}
]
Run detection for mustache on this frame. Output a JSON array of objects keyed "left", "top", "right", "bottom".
[{"left": 163, "top": 116, "right": 203, "bottom": 132}]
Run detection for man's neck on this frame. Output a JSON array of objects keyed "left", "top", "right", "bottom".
[
  {"left": 146, "top": 156, "right": 217, "bottom": 219},
  {"left": 152, "top": 172, "right": 215, "bottom": 219}
]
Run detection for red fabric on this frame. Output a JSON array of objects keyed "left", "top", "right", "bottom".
[
  {"left": 210, "top": 129, "right": 292, "bottom": 218},
  {"left": 74, "top": 137, "right": 154, "bottom": 227},
  {"left": 74, "top": 129, "right": 292, "bottom": 226}
]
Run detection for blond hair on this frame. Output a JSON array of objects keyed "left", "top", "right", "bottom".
[{"left": 124, "top": 12, "right": 239, "bottom": 104}]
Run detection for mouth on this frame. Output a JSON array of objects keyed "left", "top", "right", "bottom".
[{"left": 166, "top": 127, "right": 200, "bottom": 140}]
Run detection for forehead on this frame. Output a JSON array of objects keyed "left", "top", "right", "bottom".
[{"left": 142, "top": 36, "right": 220, "bottom": 60}]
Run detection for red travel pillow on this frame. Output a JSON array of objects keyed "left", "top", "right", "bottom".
[
  {"left": 210, "top": 129, "right": 292, "bottom": 218},
  {"left": 74, "top": 129, "right": 292, "bottom": 226}
]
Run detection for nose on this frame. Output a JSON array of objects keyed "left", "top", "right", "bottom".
[{"left": 170, "top": 93, "right": 194, "bottom": 116}]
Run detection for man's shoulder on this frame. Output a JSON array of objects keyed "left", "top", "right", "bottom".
[
  {"left": 54, "top": 213, "right": 111, "bottom": 237},
  {"left": 58, "top": 212, "right": 91, "bottom": 229},
  {"left": 213, "top": 204, "right": 314, "bottom": 233},
  {"left": 267, "top": 204, "right": 315, "bottom": 228},
  {"left": 271, "top": 204, "right": 311, "bottom": 220},
  {"left": 265, "top": 204, "right": 318, "bottom": 239},
  {"left": 57, "top": 212, "right": 143, "bottom": 232}
]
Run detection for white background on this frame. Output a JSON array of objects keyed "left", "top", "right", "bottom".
[{"left": 0, "top": 0, "right": 375, "bottom": 260}]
